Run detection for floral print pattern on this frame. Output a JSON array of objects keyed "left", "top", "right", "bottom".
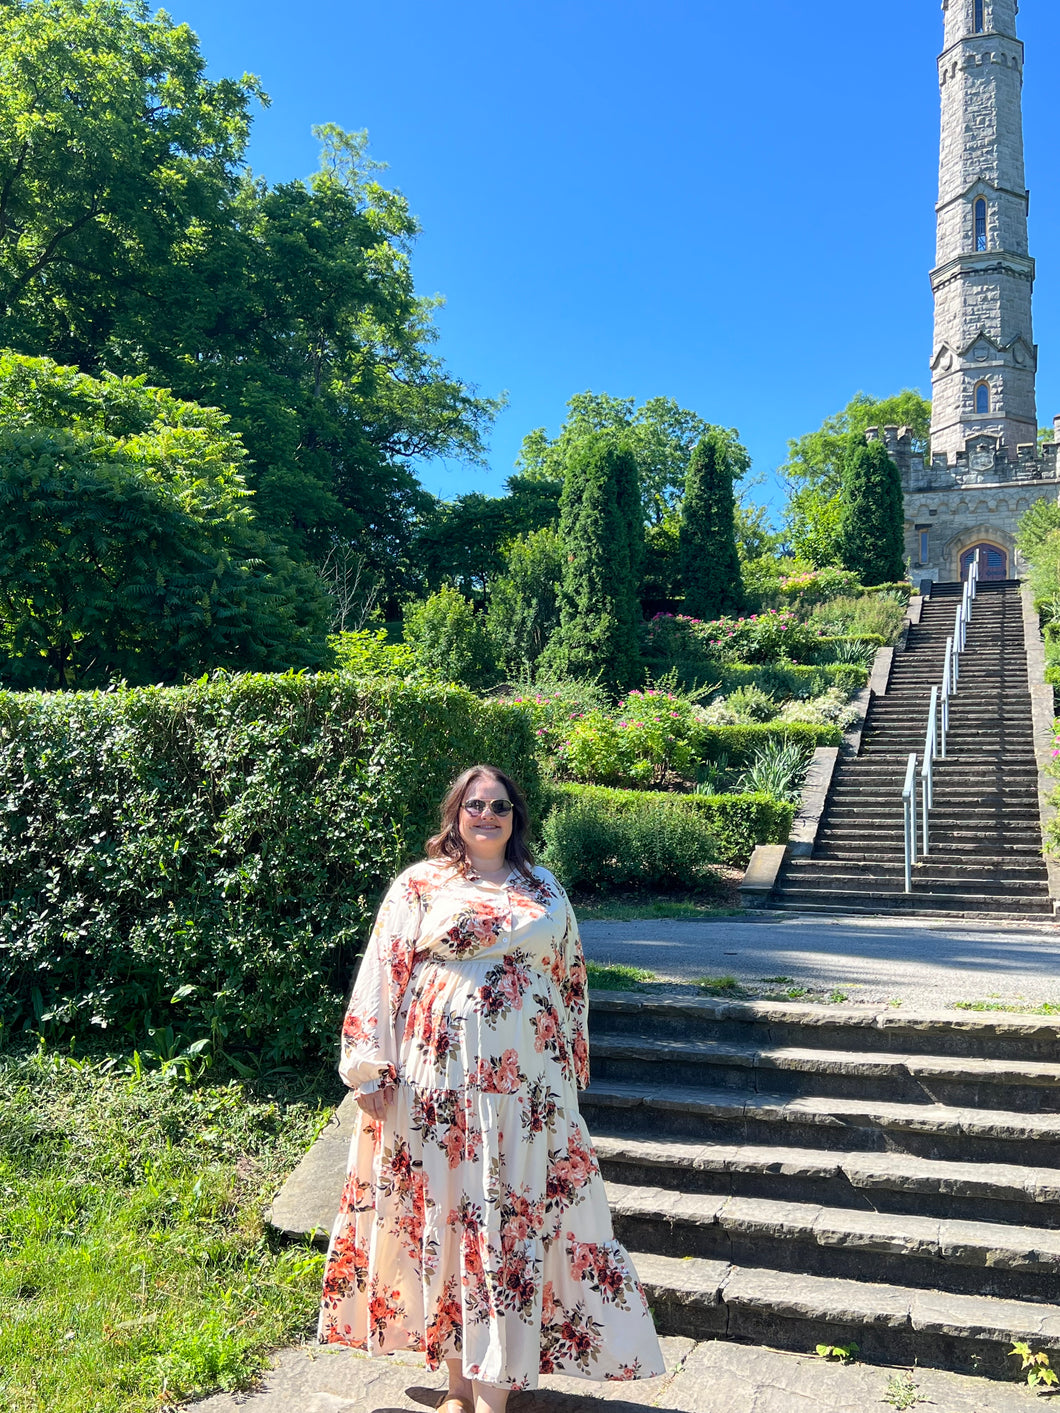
[{"left": 317, "top": 860, "right": 663, "bottom": 1389}]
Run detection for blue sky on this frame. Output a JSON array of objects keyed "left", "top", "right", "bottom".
[{"left": 171, "top": 0, "right": 1060, "bottom": 522}]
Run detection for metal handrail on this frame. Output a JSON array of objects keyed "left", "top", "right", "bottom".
[
  {"left": 902, "top": 752, "right": 918, "bottom": 894},
  {"left": 903, "top": 553, "right": 979, "bottom": 891},
  {"left": 921, "top": 684, "right": 938, "bottom": 856},
  {"left": 940, "top": 637, "right": 952, "bottom": 757}
]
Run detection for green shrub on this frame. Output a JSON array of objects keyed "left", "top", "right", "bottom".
[
  {"left": 540, "top": 794, "right": 721, "bottom": 892},
  {"left": 737, "top": 738, "right": 812, "bottom": 802},
  {"left": 644, "top": 609, "right": 825, "bottom": 666},
  {"left": 863, "top": 581, "right": 912, "bottom": 603},
  {"left": 698, "top": 722, "right": 842, "bottom": 764},
  {"left": 403, "top": 586, "right": 497, "bottom": 689},
  {"left": 545, "top": 783, "right": 794, "bottom": 867},
  {"left": 807, "top": 594, "right": 906, "bottom": 643},
  {"left": 776, "top": 688, "right": 859, "bottom": 729},
  {"left": 675, "top": 661, "right": 867, "bottom": 700},
  {"left": 328, "top": 628, "right": 420, "bottom": 677},
  {"left": 770, "top": 566, "right": 861, "bottom": 609},
  {"left": 810, "top": 634, "right": 888, "bottom": 665},
  {"left": 556, "top": 688, "right": 705, "bottom": 787},
  {"left": 0, "top": 676, "right": 540, "bottom": 1062},
  {"left": 702, "top": 684, "right": 777, "bottom": 724}
]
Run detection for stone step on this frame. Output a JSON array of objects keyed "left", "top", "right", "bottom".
[
  {"left": 822, "top": 804, "right": 1041, "bottom": 820},
  {"left": 607, "top": 1181, "right": 1060, "bottom": 1302},
  {"left": 593, "top": 1132, "right": 1060, "bottom": 1227},
  {"left": 632, "top": 1250, "right": 1060, "bottom": 1375},
  {"left": 782, "top": 860, "right": 1047, "bottom": 883},
  {"left": 772, "top": 885, "right": 1051, "bottom": 914},
  {"left": 588, "top": 995, "right": 1060, "bottom": 1061},
  {"left": 589, "top": 1032, "right": 1060, "bottom": 1108},
  {"left": 579, "top": 1078, "right": 1060, "bottom": 1167},
  {"left": 780, "top": 862, "right": 1047, "bottom": 887},
  {"left": 772, "top": 898, "right": 1049, "bottom": 922}
]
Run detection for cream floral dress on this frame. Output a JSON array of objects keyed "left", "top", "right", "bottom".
[{"left": 317, "top": 858, "right": 664, "bottom": 1390}]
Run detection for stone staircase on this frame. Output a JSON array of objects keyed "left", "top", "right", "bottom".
[
  {"left": 273, "top": 990, "right": 1060, "bottom": 1382},
  {"left": 581, "top": 992, "right": 1060, "bottom": 1378},
  {"left": 773, "top": 579, "right": 1051, "bottom": 918}
]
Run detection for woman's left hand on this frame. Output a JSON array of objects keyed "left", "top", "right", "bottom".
[{"left": 355, "top": 1085, "right": 394, "bottom": 1120}]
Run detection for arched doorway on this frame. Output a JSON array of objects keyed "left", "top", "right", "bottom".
[{"left": 960, "top": 542, "right": 1008, "bottom": 580}]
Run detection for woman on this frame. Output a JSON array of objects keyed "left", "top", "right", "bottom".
[{"left": 317, "top": 764, "right": 663, "bottom": 1413}]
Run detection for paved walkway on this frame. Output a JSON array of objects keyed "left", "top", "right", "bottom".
[
  {"left": 187, "top": 1337, "right": 1048, "bottom": 1411},
  {"left": 581, "top": 911, "right": 1060, "bottom": 1011}
]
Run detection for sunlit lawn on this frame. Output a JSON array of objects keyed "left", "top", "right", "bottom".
[{"left": 0, "top": 1042, "right": 335, "bottom": 1413}]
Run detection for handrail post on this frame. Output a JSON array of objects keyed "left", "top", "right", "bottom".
[
  {"left": 953, "top": 604, "right": 963, "bottom": 679},
  {"left": 903, "top": 753, "right": 918, "bottom": 893},
  {"left": 921, "top": 685, "right": 937, "bottom": 857},
  {"left": 941, "top": 636, "right": 952, "bottom": 757}
]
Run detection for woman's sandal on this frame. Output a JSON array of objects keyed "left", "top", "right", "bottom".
[{"left": 440, "top": 1399, "right": 474, "bottom": 1413}]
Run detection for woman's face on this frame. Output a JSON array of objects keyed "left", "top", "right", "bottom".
[{"left": 457, "top": 773, "right": 514, "bottom": 863}]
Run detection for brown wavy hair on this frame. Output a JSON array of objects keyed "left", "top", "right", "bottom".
[{"left": 426, "top": 764, "right": 535, "bottom": 877}]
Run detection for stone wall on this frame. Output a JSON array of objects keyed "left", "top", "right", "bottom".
[{"left": 866, "top": 424, "right": 1060, "bottom": 583}]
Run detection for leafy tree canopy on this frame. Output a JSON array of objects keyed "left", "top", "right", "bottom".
[
  {"left": 782, "top": 390, "right": 929, "bottom": 566},
  {"left": 413, "top": 473, "right": 561, "bottom": 602},
  {"left": 516, "top": 392, "right": 723, "bottom": 525},
  {"left": 0, "top": 1, "right": 501, "bottom": 598},
  {"left": 0, "top": 354, "right": 329, "bottom": 688}
]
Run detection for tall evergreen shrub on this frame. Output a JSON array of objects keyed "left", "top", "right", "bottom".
[
  {"left": 680, "top": 430, "right": 744, "bottom": 618},
  {"left": 838, "top": 437, "right": 906, "bottom": 585},
  {"left": 543, "top": 434, "right": 644, "bottom": 692}
]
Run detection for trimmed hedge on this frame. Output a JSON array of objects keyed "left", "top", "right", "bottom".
[
  {"left": 546, "top": 784, "right": 795, "bottom": 867},
  {"left": 649, "top": 659, "right": 868, "bottom": 699},
  {"left": 707, "top": 662, "right": 868, "bottom": 698},
  {"left": 540, "top": 794, "right": 722, "bottom": 894},
  {"left": 0, "top": 675, "right": 541, "bottom": 1062},
  {"left": 699, "top": 722, "right": 843, "bottom": 764}
]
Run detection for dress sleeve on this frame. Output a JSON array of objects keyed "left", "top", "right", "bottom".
[
  {"left": 559, "top": 887, "right": 590, "bottom": 1090},
  {"left": 338, "top": 870, "right": 423, "bottom": 1092}
]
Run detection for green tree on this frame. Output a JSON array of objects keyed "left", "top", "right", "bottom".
[
  {"left": 542, "top": 434, "right": 643, "bottom": 691},
  {"left": 838, "top": 437, "right": 906, "bottom": 586},
  {"left": 783, "top": 390, "right": 929, "bottom": 565},
  {"left": 486, "top": 527, "right": 565, "bottom": 676},
  {"left": 542, "top": 435, "right": 644, "bottom": 689},
  {"left": 517, "top": 392, "right": 712, "bottom": 525},
  {"left": 679, "top": 429, "right": 746, "bottom": 618},
  {"left": 0, "top": 355, "right": 328, "bottom": 688},
  {"left": 0, "top": 4, "right": 501, "bottom": 598},
  {"left": 403, "top": 585, "right": 497, "bottom": 690},
  {"left": 0, "top": 0, "right": 258, "bottom": 365},
  {"left": 413, "top": 474, "right": 561, "bottom": 603},
  {"left": 1018, "top": 498, "right": 1060, "bottom": 562}
]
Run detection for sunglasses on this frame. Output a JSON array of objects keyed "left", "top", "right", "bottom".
[{"left": 462, "top": 798, "right": 514, "bottom": 817}]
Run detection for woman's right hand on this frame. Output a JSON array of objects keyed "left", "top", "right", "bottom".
[{"left": 355, "top": 1085, "right": 394, "bottom": 1120}]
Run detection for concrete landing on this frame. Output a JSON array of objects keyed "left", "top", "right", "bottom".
[
  {"left": 184, "top": 1336, "right": 1047, "bottom": 1411},
  {"left": 580, "top": 913, "right": 1060, "bottom": 1012}
]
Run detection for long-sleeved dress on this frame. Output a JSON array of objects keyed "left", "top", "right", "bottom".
[{"left": 317, "top": 858, "right": 664, "bottom": 1390}]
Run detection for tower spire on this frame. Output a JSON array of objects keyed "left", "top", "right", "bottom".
[{"left": 930, "top": 0, "right": 1037, "bottom": 461}]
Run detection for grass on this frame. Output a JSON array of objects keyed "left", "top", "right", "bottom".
[
  {"left": 951, "top": 999, "right": 1060, "bottom": 1015},
  {"left": 584, "top": 961, "right": 657, "bottom": 991},
  {"left": 573, "top": 899, "right": 741, "bottom": 922},
  {"left": 696, "top": 977, "right": 852, "bottom": 1004},
  {"left": 696, "top": 975, "right": 750, "bottom": 997},
  {"left": 0, "top": 1039, "right": 334, "bottom": 1413}
]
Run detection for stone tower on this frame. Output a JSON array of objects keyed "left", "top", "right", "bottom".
[{"left": 930, "top": 0, "right": 1037, "bottom": 461}]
